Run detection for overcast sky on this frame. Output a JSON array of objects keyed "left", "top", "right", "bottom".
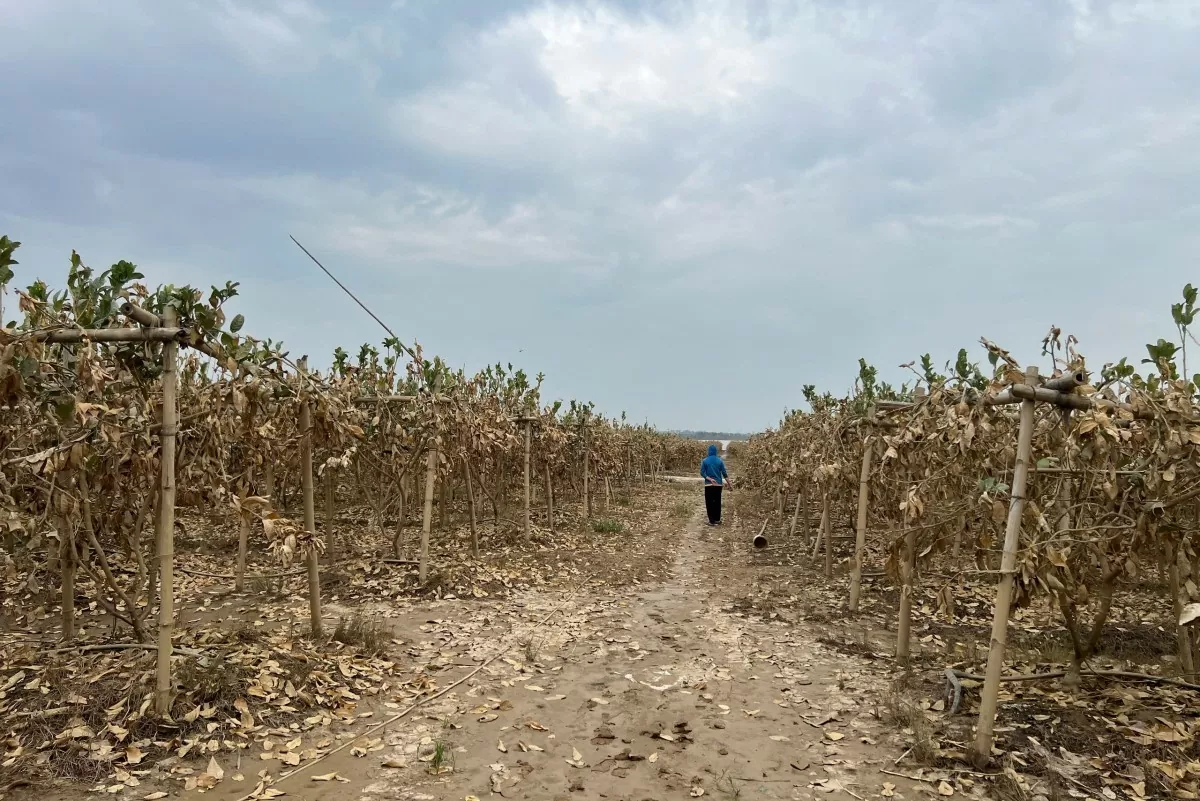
[{"left": 2, "top": 1, "right": 1197, "bottom": 432}]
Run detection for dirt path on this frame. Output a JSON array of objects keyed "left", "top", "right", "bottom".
[{"left": 184, "top": 499, "right": 928, "bottom": 801}]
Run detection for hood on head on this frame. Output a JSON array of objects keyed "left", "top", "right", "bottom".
[{"left": 707, "top": 444, "right": 718, "bottom": 457}]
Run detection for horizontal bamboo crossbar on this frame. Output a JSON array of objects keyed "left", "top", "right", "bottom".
[{"left": 26, "top": 327, "right": 188, "bottom": 344}]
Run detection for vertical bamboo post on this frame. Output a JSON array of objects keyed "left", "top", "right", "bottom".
[
  {"left": 155, "top": 306, "right": 179, "bottom": 716},
  {"left": 235, "top": 465, "right": 252, "bottom": 592},
  {"left": 263, "top": 460, "right": 275, "bottom": 510},
  {"left": 60, "top": 533, "right": 76, "bottom": 642},
  {"left": 298, "top": 359, "right": 321, "bottom": 636},
  {"left": 324, "top": 466, "right": 336, "bottom": 563},
  {"left": 419, "top": 445, "right": 438, "bottom": 584},
  {"left": 788, "top": 491, "right": 802, "bottom": 539},
  {"left": 811, "top": 493, "right": 826, "bottom": 558},
  {"left": 523, "top": 421, "right": 532, "bottom": 538},
  {"left": 801, "top": 483, "right": 810, "bottom": 546},
  {"left": 849, "top": 437, "right": 875, "bottom": 613},
  {"left": 896, "top": 515, "right": 917, "bottom": 663},
  {"left": 1169, "top": 539, "right": 1196, "bottom": 677},
  {"left": 973, "top": 365, "right": 1037, "bottom": 765},
  {"left": 463, "top": 457, "right": 479, "bottom": 558},
  {"left": 545, "top": 466, "right": 555, "bottom": 535},
  {"left": 823, "top": 493, "right": 833, "bottom": 578},
  {"left": 582, "top": 424, "right": 591, "bottom": 519}
]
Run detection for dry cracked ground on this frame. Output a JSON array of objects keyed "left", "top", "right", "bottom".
[{"left": 21, "top": 486, "right": 940, "bottom": 801}]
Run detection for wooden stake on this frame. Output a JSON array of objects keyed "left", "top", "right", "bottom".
[
  {"left": 419, "top": 446, "right": 437, "bottom": 584},
  {"left": 523, "top": 422, "right": 532, "bottom": 538},
  {"left": 298, "top": 365, "right": 321, "bottom": 637},
  {"left": 801, "top": 483, "right": 810, "bottom": 546},
  {"left": 896, "top": 517, "right": 917, "bottom": 663},
  {"left": 60, "top": 532, "right": 76, "bottom": 642},
  {"left": 324, "top": 467, "right": 336, "bottom": 563},
  {"left": 973, "top": 365, "right": 1037, "bottom": 765},
  {"left": 823, "top": 494, "right": 833, "bottom": 578},
  {"left": 155, "top": 306, "right": 179, "bottom": 716},
  {"left": 463, "top": 457, "right": 478, "bottom": 559},
  {"left": 788, "top": 491, "right": 802, "bottom": 539},
  {"left": 262, "top": 459, "right": 275, "bottom": 509},
  {"left": 850, "top": 439, "right": 875, "bottom": 613}
]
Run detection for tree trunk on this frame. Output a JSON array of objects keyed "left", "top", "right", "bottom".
[
  {"left": 324, "top": 467, "right": 336, "bottom": 563},
  {"left": 545, "top": 466, "right": 555, "bottom": 536},
  {"left": 523, "top": 423, "right": 532, "bottom": 538},
  {"left": 823, "top": 494, "right": 833, "bottom": 578}
]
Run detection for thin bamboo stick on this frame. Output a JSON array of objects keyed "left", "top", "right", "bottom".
[
  {"left": 973, "top": 365, "right": 1037, "bottom": 765},
  {"left": 545, "top": 466, "right": 554, "bottom": 536},
  {"left": 464, "top": 457, "right": 479, "bottom": 559},
  {"left": 324, "top": 467, "right": 336, "bottom": 563}
]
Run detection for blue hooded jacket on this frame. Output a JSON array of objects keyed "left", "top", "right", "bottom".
[{"left": 700, "top": 444, "right": 729, "bottom": 486}]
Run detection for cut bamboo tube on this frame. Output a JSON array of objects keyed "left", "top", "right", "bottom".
[
  {"left": 849, "top": 439, "right": 874, "bottom": 614},
  {"left": 973, "top": 365, "right": 1037, "bottom": 765},
  {"left": 155, "top": 307, "right": 179, "bottom": 716}
]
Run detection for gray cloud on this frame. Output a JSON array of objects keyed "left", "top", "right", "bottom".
[{"left": 1, "top": 0, "right": 1198, "bottom": 430}]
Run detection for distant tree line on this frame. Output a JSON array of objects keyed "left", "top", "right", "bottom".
[{"left": 674, "top": 430, "right": 751, "bottom": 441}]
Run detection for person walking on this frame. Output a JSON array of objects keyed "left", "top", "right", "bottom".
[{"left": 700, "top": 444, "right": 731, "bottom": 525}]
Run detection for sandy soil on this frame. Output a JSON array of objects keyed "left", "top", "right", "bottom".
[{"left": 135, "top": 493, "right": 926, "bottom": 801}]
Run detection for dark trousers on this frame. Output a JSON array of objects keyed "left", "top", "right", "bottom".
[{"left": 704, "top": 485, "right": 723, "bottom": 524}]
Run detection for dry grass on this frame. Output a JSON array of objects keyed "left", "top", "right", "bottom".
[
  {"left": 332, "top": 613, "right": 391, "bottom": 657},
  {"left": 881, "top": 684, "right": 937, "bottom": 765}
]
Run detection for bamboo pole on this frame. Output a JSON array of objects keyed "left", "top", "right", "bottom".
[
  {"left": 30, "top": 327, "right": 188, "bottom": 344},
  {"left": 896, "top": 517, "right": 917, "bottom": 663},
  {"left": 155, "top": 307, "right": 179, "bottom": 716},
  {"left": 811, "top": 495, "right": 827, "bottom": 558},
  {"left": 582, "top": 427, "right": 591, "bottom": 519},
  {"left": 823, "top": 494, "right": 833, "bottom": 578},
  {"left": 545, "top": 466, "right": 554, "bottom": 536},
  {"left": 463, "top": 457, "right": 478, "bottom": 559},
  {"left": 523, "top": 422, "right": 532, "bottom": 538},
  {"left": 973, "top": 365, "right": 1037, "bottom": 765},
  {"left": 419, "top": 446, "right": 437, "bottom": 584},
  {"left": 788, "top": 491, "right": 802, "bottom": 539},
  {"left": 60, "top": 531, "right": 76, "bottom": 642},
  {"left": 298, "top": 360, "right": 321, "bottom": 636},
  {"left": 235, "top": 466, "right": 252, "bottom": 592},
  {"left": 1169, "top": 539, "right": 1196, "bottom": 677},
  {"left": 324, "top": 467, "right": 336, "bottom": 563},
  {"left": 849, "top": 438, "right": 875, "bottom": 614},
  {"left": 801, "top": 483, "right": 810, "bottom": 546}
]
